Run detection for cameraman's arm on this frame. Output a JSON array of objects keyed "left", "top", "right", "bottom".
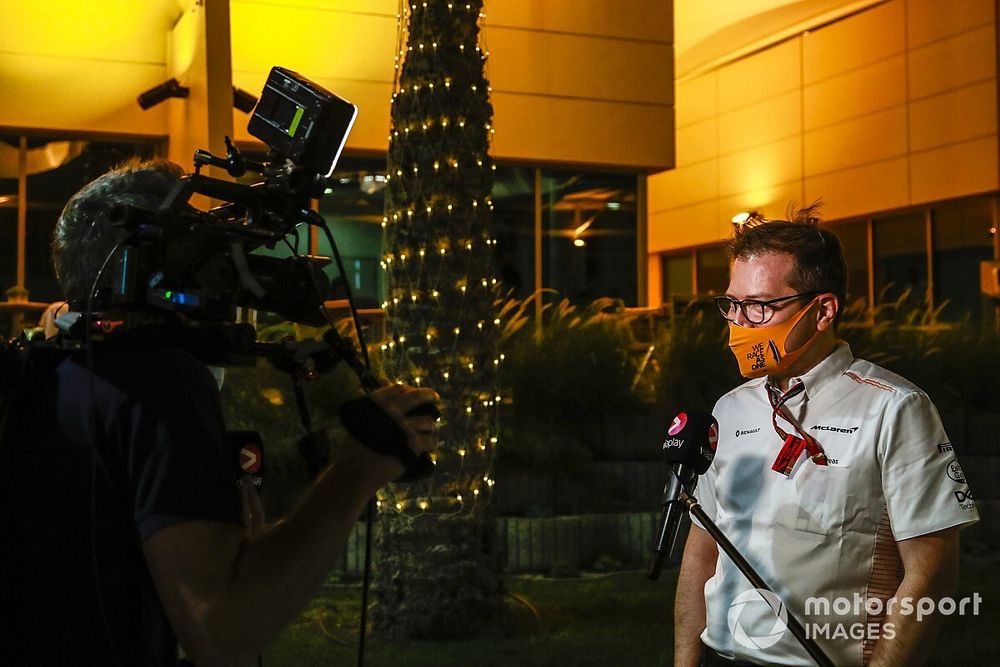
[{"left": 142, "top": 384, "right": 437, "bottom": 667}]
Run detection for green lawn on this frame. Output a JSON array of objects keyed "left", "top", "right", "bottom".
[{"left": 263, "top": 560, "right": 1000, "bottom": 666}]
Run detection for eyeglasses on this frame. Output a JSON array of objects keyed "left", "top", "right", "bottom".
[{"left": 714, "top": 292, "right": 819, "bottom": 324}]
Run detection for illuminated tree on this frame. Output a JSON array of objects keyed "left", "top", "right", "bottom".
[{"left": 373, "top": 0, "right": 503, "bottom": 638}]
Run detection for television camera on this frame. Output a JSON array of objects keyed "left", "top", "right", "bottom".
[
  {"left": 107, "top": 66, "right": 359, "bottom": 326},
  {"left": 21, "top": 66, "right": 436, "bottom": 480}
]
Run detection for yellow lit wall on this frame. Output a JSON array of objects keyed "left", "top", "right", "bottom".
[
  {"left": 1, "top": 1, "right": 673, "bottom": 170},
  {"left": 167, "top": 0, "right": 235, "bottom": 178},
  {"left": 229, "top": 0, "right": 674, "bottom": 170},
  {"left": 0, "top": 1, "right": 179, "bottom": 135},
  {"left": 647, "top": 0, "right": 998, "bottom": 305}
]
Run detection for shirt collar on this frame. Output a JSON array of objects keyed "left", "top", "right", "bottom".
[{"left": 767, "top": 341, "right": 854, "bottom": 402}]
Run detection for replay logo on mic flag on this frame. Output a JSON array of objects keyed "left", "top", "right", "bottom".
[
  {"left": 662, "top": 410, "right": 718, "bottom": 473},
  {"left": 230, "top": 430, "right": 265, "bottom": 490}
]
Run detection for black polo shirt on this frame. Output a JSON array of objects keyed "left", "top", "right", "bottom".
[{"left": 2, "top": 343, "right": 242, "bottom": 665}]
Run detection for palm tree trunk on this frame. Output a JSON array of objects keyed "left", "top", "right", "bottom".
[{"left": 375, "top": 0, "right": 502, "bottom": 638}]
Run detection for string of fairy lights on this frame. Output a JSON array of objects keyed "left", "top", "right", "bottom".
[{"left": 378, "top": 0, "right": 502, "bottom": 519}]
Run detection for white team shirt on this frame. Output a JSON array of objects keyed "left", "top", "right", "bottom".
[{"left": 695, "top": 342, "right": 979, "bottom": 666}]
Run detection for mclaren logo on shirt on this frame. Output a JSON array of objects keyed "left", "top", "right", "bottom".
[{"left": 810, "top": 424, "right": 859, "bottom": 434}]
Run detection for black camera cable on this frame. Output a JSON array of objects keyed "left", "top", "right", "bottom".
[
  {"left": 264, "top": 211, "right": 436, "bottom": 667},
  {"left": 266, "top": 212, "right": 381, "bottom": 667},
  {"left": 306, "top": 212, "right": 436, "bottom": 667},
  {"left": 84, "top": 240, "right": 126, "bottom": 667},
  {"left": 315, "top": 217, "right": 377, "bottom": 667}
]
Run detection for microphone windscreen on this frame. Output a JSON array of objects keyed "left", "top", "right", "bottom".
[{"left": 661, "top": 409, "right": 718, "bottom": 474}]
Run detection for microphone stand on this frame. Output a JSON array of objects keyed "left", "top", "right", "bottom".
[
  {"left": 647, "top": 464, "right": 689, "bottom": 580},
  {"left": 682, "top": 494, "right": 835, "bottom": 667}
]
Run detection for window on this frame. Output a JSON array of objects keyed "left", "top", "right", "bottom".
[
  {"left": 661, "top": 251, "right": 693, "bottom": 299},
  {"left": 317, "top": 155, "right": 388, "bottom": 309},
  {"left": 665, "top": 195, "right": 999, "bottom": 327},
  {"left": 490, "top": 166, "right": 535, "bottom": 299},
  {"left": 491, "top": 166, "right": 640, "bottom": 306},
  {"left": 933, "top": 197, "right": 995, "bottom": 324},
  {"left": 0, "top": 134, "right": 158, "bottom": 333},
  {"left": 831, "top": 220, "right": 870, "bottom": 307},
  {"left": 695, "top": 246, "right": 729, "bottom": 295},
  {"left": 239, "top": 158, "right": 641, "bottom": 312},
  {"left": 233, "top": 152, "right": 388, "bottom": 311},
  {"left": 659, "top": 246, "right": 730, "bottom": 316},
  {"left": 874, "top": 210, "right": 927, "bottom": 309},
  {"left": 539, "top": 168, "right": 638, "bottom": 305}
]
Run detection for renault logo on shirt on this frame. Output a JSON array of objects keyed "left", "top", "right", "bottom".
[{"left": 735, "top": 428, "right": 761, "bottom": 438}]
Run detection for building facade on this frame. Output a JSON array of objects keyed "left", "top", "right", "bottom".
[
  {"left": 650, "top": 0, "right": 1000, "bottom": 327},
  {"left": 2, "top": 0, "right": 999, "bottom": 327}
]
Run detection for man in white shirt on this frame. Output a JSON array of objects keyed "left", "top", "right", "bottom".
[{"left": 673, "top": 207, "right": 980, "bottom": 667}]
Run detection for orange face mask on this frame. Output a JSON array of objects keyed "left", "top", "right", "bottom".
[{"left": 727, "top": 296, "right": 822, "bottom": 378}]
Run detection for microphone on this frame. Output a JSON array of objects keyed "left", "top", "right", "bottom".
[{"left": 647, "top": 409, "right": 718, "bottom": 580}]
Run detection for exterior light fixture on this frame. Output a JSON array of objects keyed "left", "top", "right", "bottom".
[
  {"left": 732, "top": 210, "right": 766, "bottom": 225},
  {"left": 233, "top": 87, "right": 258, "bottom": 113},
  {"left": 137, "top": 78, "right": 189, "bottom": 110}
]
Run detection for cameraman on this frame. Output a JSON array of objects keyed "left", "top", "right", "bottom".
[{"left": 3, "top": 160, "right": 438, "bottom": 666}]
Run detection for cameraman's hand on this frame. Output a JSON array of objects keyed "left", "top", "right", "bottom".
[
  {"left": 336, "top": 380, "right": 440, "bottom": 485},
  {"left": 369, "top": 379, "right": 440, "bottom": 456}
]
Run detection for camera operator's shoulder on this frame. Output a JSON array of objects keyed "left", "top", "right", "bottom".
[{"left": 98, "top": 344, "right": 217, "bottom": 397}]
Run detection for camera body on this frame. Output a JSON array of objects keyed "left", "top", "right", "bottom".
[{"left": 105, "top": 67, "right": 358, "bottom": 327}]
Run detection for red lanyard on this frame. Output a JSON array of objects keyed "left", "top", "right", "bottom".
[{"left": 767, "top": 383, "right": 828, "bottom": 476}]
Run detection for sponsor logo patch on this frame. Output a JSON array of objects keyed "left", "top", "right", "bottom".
[
  {"left": 736, "top": 428, "right": 761, "bottom": 438},
  {"left": 947, "top": 459, "right": 967, "bottom": 484},
  {"left": 954, "top": 488, "right": 975, "bottom": 510},
  {"left": 938, "top": 443, "right": 954, "bottom": 454}
]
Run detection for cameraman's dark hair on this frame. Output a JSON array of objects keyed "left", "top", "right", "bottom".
[
  {"left": 52, "top": 158, "right": 183, "bottom": 304},
  {"left": 727, "top": 202, "right": 848, "bottom": 324}
]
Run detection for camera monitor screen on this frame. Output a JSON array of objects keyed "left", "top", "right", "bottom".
[{"left": 248, "top": 66, "right": 358, "bottom": 178}]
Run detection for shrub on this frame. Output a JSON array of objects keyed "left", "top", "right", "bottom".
[
  {"left": 497, "top": 295, "right": 647, "bottom": 470},
  {"left": 840, "top": 293, "right": 1000, "bottom": 415}
]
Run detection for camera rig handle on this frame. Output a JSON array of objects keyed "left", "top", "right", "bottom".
[
  {"left": 193, "top": 136, "right": 265, "bottom": 179},
  {"left": 259, "top": 328, "right": 438, "bottom": 482}
]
